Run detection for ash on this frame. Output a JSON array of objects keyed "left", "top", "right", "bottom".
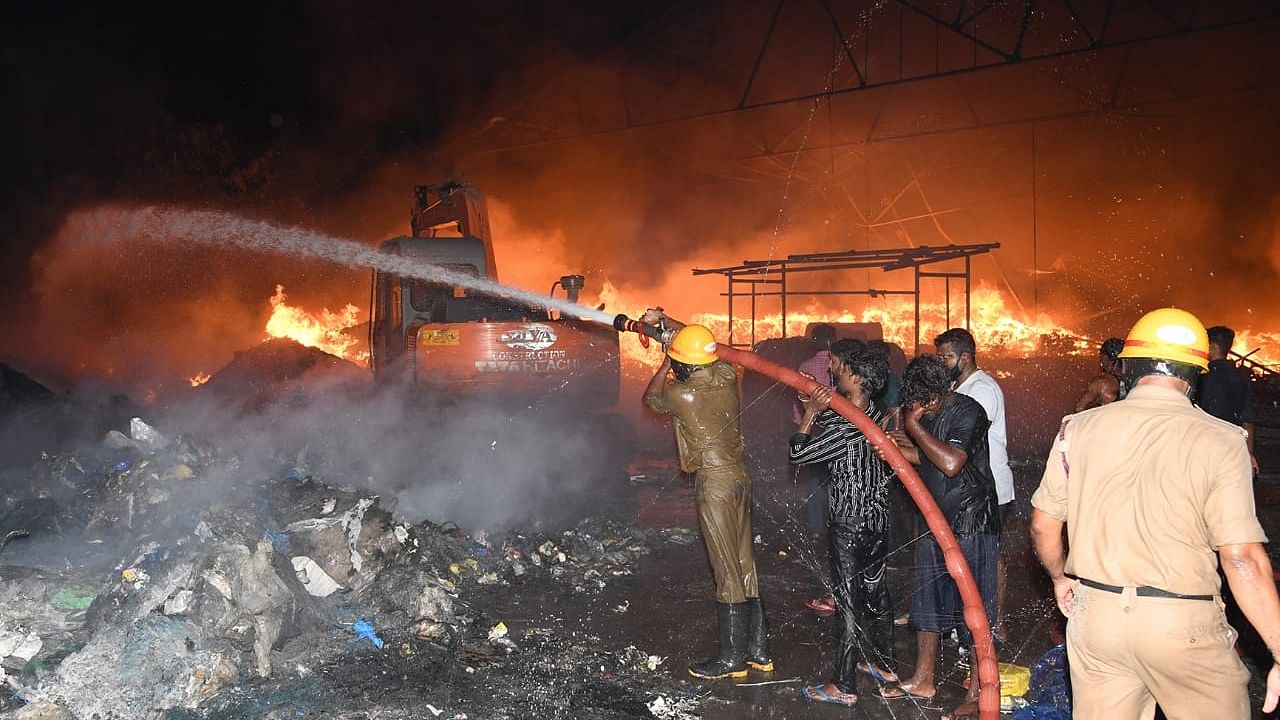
[{"left": 0, "top": 418, "right": 698, "bottom": 720}]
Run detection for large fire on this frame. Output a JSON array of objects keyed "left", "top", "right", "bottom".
[
  {"left": 596, "top": 280, "right": 1091, "bottom": 366},
  {"left": 218, "top": 281, "right": 1277, "bottom": 382},
  {"left": 264, "top": 285, "right": 369, "bottom": 365}
]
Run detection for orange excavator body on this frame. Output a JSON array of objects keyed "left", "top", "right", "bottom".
[{"left": 369, "top": 182, "right": 620, "bottom": 411}]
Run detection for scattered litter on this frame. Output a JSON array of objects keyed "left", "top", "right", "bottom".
[
  {"left": 320, "top": 497, "right": 336, "bottom": 515},
  {"left": 162, "top": 589, "right": 194, "bottom": 616},
  {"left": 0, "top": 625, "right": 44, "bottom": 662},
  {"left": 129, "top": 417, "right": 169, "bottom": 450},
  {"left": 49, "top": 588, "right": 97, "bottom": 611},
  {"left": 291, "top": 556, "right": 343, "bottom": 597},
  {"left": 614, "top": 600, "right": 630, "bottom": 613},
  {"left": 736, "top": 677, "right": 803, "bottom": 687},
  {"left": 122, "top": 567, "right": 150, "bottom": 587},
  {"left": 425, "top": 704, "right": 444, "bottom": 717},
  {"left": 351, "top": 619, "right": 384, "bottom": 650},
  {"left": 658, "top": 528, "right": 697, "bottom": 546},
  {"left": 647, "top": 693, "right": 700, "bottom": 719},
  {"left": 487, "top": 622, "right": 508, "bottom": 641}
]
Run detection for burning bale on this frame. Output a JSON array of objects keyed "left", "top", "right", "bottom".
[{"left": 197, "top": 338, "right": 370, "bottom": 410}]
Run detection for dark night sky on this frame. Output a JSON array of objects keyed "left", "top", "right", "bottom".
[{"left": 4, "top": 1, "right": 1280, "bottom": 394}]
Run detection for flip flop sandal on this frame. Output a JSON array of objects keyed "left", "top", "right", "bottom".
[{"left": 801, "top": 685, "right": 859, "bottom": 707}]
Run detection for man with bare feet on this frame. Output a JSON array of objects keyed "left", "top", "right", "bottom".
[{"left": 877, "top": 355, "right": 999, "bottom": 720}]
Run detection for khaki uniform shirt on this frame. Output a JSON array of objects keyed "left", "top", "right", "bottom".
[
  {"left": 644, "top": 360, "right": 746, "bottom": 473},
  {"left": 1031, "top": 382, "right": 1264, "bottom": 596}
]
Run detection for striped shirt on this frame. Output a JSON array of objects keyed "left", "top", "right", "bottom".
[{"left": 789, "top": 402, "right": 895, "bottom": 531}]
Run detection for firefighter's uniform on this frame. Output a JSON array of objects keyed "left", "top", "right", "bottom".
[
  {"left": 1032, "top": 382, "right": 1262, "bottom": 719},
  {"left": 645, "top": 359, "right": 757, "bottom": 603}
]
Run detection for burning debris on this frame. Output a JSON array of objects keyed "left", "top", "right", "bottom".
[{"left": 0, "top": 415, "right": 695, "bottom": 719}]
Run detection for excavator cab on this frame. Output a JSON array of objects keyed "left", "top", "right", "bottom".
[{"left": 368, "top": 183, "right": 620, "bottom": 410}]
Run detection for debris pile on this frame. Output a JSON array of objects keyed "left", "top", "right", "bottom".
[{"left": 0, "top": 418, "right": 699, "bottom": 719}]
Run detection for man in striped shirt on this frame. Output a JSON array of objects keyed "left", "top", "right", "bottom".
[
  {"left": 793, "top": 324, "right": 838, "bottom": 538},
  {"left": 791, "top": 344, "right": 898, "bottom": 707}
]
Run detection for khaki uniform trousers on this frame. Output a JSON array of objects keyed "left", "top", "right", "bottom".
[
  {"left": 1066, "top": 581, "right": 1250, "bottom": 720},
  {"left": 694, "top": 464, "right": 758, "bottom": 604}
]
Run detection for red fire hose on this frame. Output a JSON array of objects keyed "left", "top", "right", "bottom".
[{"left": 715, "top": 344, "right": 1000, "bottom": 720}]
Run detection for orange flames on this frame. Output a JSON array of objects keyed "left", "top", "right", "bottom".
[
  {"left": 1234, "top": 329, "right": 1280, "bottom": 371},
  {"left": 232, "top": 280, "right": 1278, "bottom": 380},
  {"left": 264, "top": 285, "right": 369, "bottom": 366},
  {"left": 189, "top": 371, "right": 211, "bottom": 387},
  {"left": 596, "top": 280, "right": 1089, "bottom": 366}
]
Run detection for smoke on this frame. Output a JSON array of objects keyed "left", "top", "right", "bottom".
[
  {"left": 150, "top": 369, "right": 625, "bottom": 532},
  {"left": 6, "top": 4, "right": 1280, "bottom": 393}
]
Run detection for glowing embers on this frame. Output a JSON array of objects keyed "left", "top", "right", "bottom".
[
  {"left": 189, "top": 372, "right": 211, "bottom": 387},
  {"left": 264, "top": 285, "right": 368, "bottom": 365}
]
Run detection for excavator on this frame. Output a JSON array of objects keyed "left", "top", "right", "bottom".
[{"left": 368, "top": 181, "right": 622, "bottom": 413}]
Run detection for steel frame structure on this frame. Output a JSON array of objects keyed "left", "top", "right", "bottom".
[{"left": 692, "top": 242, "right": 999, "bottom": 352}]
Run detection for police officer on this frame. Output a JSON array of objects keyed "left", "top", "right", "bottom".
[
  {"left": 642, "top": 313, "right": 771, "bottom": 679},
  {"left": 1030, "top": 307, "right": 1280, "bottom": 719}
]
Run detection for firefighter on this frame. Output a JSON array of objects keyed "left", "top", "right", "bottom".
[
  {"left": 642, "top": 311, "right": 771, "bottom": 679},
  {"left": 1030, "top": 308, "right": 1280, "bottom": 719}
]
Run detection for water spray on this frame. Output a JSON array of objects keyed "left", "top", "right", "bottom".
[
  {"left": 67, "top": 206, "right": 619, "bottom": 328},
  {"left": 710, "top": 343, "right": 1001, "bottom": 720}
]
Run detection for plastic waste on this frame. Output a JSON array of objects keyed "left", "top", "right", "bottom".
[
  {"left": 352, "top": 619, "right": 383, "bottom": 649},
  {"left": 50, "top": 588, "right": 97, "bottom": 612},
  {"left": 291, "top": 556, "right": 343, "bottom": 597},
  {"left": 0, "top": 626, "right": 43, "bottom": 662},
  {"left": 1011, "top": 643, "right": 1071, "bottom": 719},
  {"left": 129, "top": 417, "right": 169, "bottom": 450}
]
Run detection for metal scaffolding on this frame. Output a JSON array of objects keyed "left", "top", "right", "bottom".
[{"left": 692, "top": 242, "right": 1000, "bottom": 353}]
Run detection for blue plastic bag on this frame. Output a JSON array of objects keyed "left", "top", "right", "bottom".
[
  {"left": 352, "top": 619, "right": 384, "bottom": 649},
  {"left": 1013, "top": 642, "right": 1071, "bottom": 719}
]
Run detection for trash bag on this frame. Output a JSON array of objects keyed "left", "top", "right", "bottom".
[
  {"left": 1012, "top": 707, "right": 1070, "bottom": 720},
  {"left": 1012, "top": 642, "right": 1071, "bottom": 719}
]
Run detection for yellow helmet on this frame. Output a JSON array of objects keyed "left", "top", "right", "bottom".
[
  {"left": 1118, "top": 307, "right": 1210, "bottom": 372},
  {"left": 667, "top": 324, "right": 718, "bottom": 365}
]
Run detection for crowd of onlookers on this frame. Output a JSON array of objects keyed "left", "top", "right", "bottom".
[
  {"left": 641, "top": 307, "right": 1267, "bottom": 720},
  {"left": 786, "top": 318, "right": 1261, "bottom": 718}
]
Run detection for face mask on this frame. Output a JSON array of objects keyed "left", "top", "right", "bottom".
[
  {"left": 672, "top": 360, "right": 697, "bottom": 381},
  {"left": 948, "top": 361, "right": 963, "bottom": 382}
]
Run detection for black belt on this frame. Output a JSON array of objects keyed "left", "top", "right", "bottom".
[{"left": 1077, "top": 577, "right": 1213, "bottom": 602}]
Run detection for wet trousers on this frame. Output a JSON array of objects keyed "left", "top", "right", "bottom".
[
  {"left": 1067, "top": 582, "right": 1250, "bottom": 720},
  {"left": 829, "top": 522, "right": 895, "bottom": 694},
  {"left": 800, "top": 464, "right": 829, "bottom": 534},
  {"left": 695, "top": 464, "right": 758, "bottom": 604}
]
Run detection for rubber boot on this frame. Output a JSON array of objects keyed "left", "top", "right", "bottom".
[
  {"left": 744, "top": 597, "right": 774, "bottom": 672},
  {"left": 688, "top": 602, "right": 749, "bottom": 679}
]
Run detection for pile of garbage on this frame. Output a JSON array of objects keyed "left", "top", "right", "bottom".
[{"left": 0, "top": 418, "right": 695, "bottom": 719}]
